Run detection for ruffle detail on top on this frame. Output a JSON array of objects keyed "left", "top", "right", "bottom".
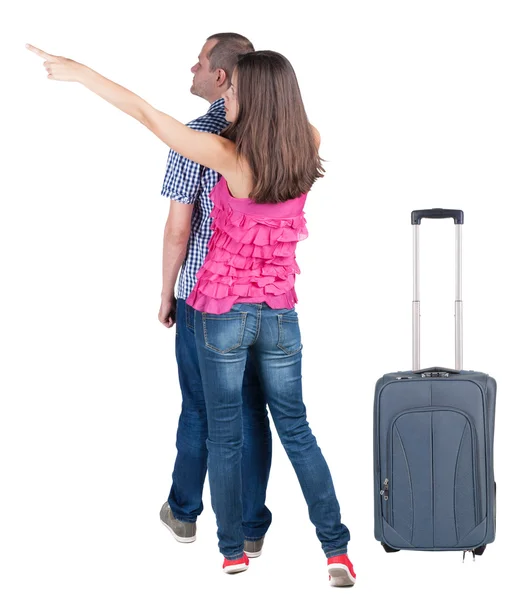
[{"left": 186, "top": 177, "right": 307, "bottom": 314}]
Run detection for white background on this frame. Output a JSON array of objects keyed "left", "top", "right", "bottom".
[{"left": 2, "top": 1, "right": 523, "bottom": 598}]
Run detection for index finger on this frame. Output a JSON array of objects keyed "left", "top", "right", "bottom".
[{"left": 26, "top": 44, "right": 55, "bottom": 60}]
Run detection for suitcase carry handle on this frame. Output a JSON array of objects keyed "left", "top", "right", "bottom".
[
  {"left": 411, "top": 209, "right": 463, "bottom": 372},
  {"left": 411, "top": 208, "right": 464, "bottom": 225},
  {"left": 413, "top": 366, "right": 461, "bottom": 376}
]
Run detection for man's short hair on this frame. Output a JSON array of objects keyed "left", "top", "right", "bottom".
[{"left": 206, "top": 33, "right": 255, "bottom": 84}]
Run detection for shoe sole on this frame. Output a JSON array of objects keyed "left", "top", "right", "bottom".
[
  {"left": 244, "top": 549, "right": 262, "bottom": 558},
  {"left": 223, "top": 563, "right": 249, "bottom": 574},
  {"left": 160, "top": 519, "right": 196, "bottom": 544},
  {"left": 328, "top": 564, "right": 356, "bottom": 587}
]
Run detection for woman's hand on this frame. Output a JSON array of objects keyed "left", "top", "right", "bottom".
[{"left": 26, "top": 44, "right": 84, "bottom": 82}]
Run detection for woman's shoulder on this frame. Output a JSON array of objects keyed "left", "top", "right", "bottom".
[{"left": 310, "top": 124, "right": 321, "bottom": 149}]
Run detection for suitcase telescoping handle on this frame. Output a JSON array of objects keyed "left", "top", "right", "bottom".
[
  {"left": 411, "top": 208, "right": 464, "bottom": 372},
  {"left": 411, "top": 209, "right": 464, "bottom": 225}
]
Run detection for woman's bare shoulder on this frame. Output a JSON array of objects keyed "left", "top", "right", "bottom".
[{"left": 310, "top": 124, "right": 321, "bottom": 149}]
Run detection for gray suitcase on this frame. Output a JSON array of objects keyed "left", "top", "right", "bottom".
[{"left": 374, "top": 209, "right": 496, "bottom": 557}]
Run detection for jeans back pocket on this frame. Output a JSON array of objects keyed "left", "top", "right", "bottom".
[
  {"left": 202, "top": 312, "right": 247, "bottom": 354},
  {"left": 277, "top": 313, "right": 302, "bottom": 355}
]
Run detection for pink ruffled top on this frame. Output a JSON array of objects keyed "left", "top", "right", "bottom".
[{"left": 186, "top": 177, "right": 308, "bottom": 314}]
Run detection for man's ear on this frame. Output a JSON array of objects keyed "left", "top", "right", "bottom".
[{"left": 215, "top": 68, "right": 228, "bottom": 88}]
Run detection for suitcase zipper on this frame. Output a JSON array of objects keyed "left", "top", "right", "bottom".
[
  {"left": 380, "top": 477, "right": 391, "bottom": 523},
  {"left": 380, "top": 478, "right": 390, "bottom": 521},
  {"left": 380, "top": 478, "right": 389, "bottom": 500}
]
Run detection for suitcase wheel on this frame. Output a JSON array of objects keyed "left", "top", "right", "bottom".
[
  {"left": 473, "top": 545, "right": 486, "bottom": 556},
  {"left": 381, "top": 542, "right": 400, "bottom": 553}
]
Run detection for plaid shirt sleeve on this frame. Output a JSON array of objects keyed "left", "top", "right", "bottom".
[
  {"left": 160, "top": 118, "right": 216, "bottom": 204},
  {"left": 160, "top": 150, "right": 203, "bottom": 204}
]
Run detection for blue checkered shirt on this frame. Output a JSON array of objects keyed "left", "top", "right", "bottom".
[{"left": 161, "top": 98, "right": 229, "bottom": 299}]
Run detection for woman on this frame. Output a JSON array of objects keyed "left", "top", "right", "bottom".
[{"left": 26, "top": 44, "right": 356, "bottom": 587}]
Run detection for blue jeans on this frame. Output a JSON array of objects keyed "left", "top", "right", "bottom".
[
  {"left": 168, "top": 299, "right": 272, "bottom": 540},
  {"left": 194, "top": 303, "right": 350, "bottom": 559}
]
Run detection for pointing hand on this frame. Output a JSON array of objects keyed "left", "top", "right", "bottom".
[{"left": 26, "top": 44, "right": 83, "bottom": 82}]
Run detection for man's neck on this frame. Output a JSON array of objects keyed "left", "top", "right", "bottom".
[{"left": 205, "top": 86, "right": 228, "bottom": 104}]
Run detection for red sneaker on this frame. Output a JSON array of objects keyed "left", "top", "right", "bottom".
[
  {"left": 223, "top": 552, "right": 250, "bottom": 574},
  {"left": 327, "top": 554, "right": 356, "bottom": 587}
]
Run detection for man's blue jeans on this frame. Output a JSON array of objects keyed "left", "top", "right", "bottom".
[
  {"left": 194, "top": 303, "right": 350, "bottom": 560},
  {"left": 168, "top": 299, "right": 272, "bottom": 541}
]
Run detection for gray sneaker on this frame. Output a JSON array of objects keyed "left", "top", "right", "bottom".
[
  {"left": 244, "top": 536, "right": 265, "bottom": 558},
  {"left": 159, "top": 501, "right": 196, "bottom": 543}
]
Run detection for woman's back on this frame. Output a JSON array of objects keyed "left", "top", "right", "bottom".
[{"left": 186, "top": 176, "right": 308, "bottom": 314}]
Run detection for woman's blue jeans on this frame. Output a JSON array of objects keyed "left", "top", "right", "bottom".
[{"left": 194, "top": 303, "right": 350, "bottom": 560}]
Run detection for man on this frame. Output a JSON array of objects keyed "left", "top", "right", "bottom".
[{"left": 157, "top": 33, "right": 272, "bottom": 558}]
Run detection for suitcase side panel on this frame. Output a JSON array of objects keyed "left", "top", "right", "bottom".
[
  {"left": 483, "top": 376, "right": 497, "bottom": 544},
  {"left": 373, "top": 377, "right": 385, "bottom": 542}
]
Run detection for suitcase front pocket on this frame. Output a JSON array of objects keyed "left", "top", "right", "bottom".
[{"left": 384, "top": 407, "right": 481, "bottom": 548}]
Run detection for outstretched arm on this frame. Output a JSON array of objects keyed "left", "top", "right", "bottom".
[{"left": 26, "top": 44, "right": 235, "bottom": 175}]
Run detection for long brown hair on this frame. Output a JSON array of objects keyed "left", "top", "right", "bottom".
[{"left": 222, "top": 51, "right": 324, "bottom": 204}]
